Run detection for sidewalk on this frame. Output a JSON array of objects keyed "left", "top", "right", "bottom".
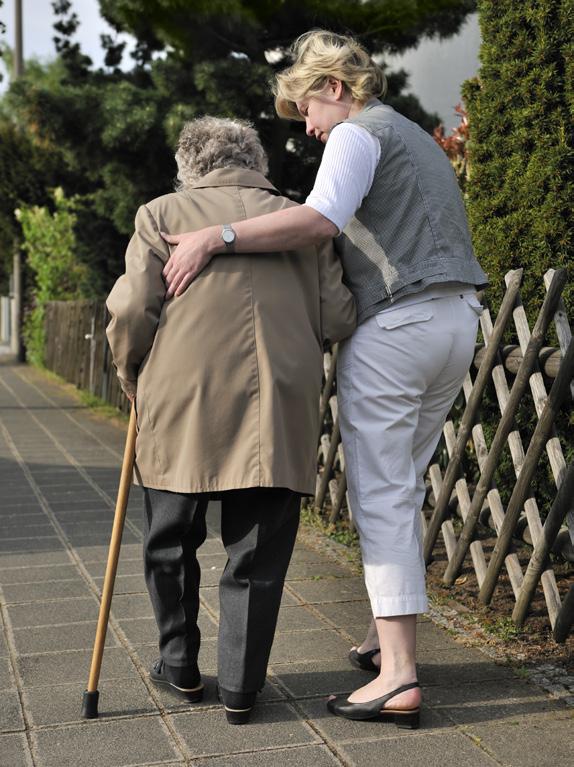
[{"left": 0, "top": 361, "right": 572, "bottom": 767}]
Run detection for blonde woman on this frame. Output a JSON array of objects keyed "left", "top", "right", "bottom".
[{"left": 161, "top": 31, "right": 488, "bottom": 727}]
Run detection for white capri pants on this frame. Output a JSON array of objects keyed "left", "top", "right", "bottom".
[{"left": 337, "top": 290, "right": 482, "bottom": 617}]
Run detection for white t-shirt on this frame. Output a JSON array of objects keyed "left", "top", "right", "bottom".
[{"left": 304, "top": 122, "right": 381, "bottom": 234}]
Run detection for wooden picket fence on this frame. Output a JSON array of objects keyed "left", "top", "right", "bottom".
[
  {"left": 316, "top": 268, "right": 574, "bottom": 642},
  {"left": 43, "top": 267, "right": 574, "bottom": 640}
]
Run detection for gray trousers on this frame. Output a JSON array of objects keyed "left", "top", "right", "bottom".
[{"left": 142, "top": 487, "right": 301, "bottom": 693}]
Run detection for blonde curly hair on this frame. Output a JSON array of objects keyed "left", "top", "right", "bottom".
[
  {"left": 175, "top": 116, "right": 268, "bottom": 190},
  {"left": 274, "top": 30, "right": 387, "bottom": 121}
]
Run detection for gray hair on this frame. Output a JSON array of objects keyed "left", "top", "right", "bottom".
[{"left": 175, "top": 116, "right": 269, "bottom": 190}]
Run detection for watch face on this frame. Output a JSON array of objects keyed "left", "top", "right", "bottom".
[{"left": 222, "top": 227, "right": 235, "bottom": 244}]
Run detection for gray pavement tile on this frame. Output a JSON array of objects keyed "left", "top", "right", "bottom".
[
  {"left": 0, "top": 538, "right": 66, "bottom": 554},
  {"left": 271, "top": 659, "right": 375, "bottom": 698},
  {"left": 298, "top": 697, "right": 450, "bottom": 744},
  {"left": 12, "top": 622, "right": 118, "bottom": 654},
  {"left": 93, "top": 574, "right": 147, "bottom": 595},
  {"left": 467, "top": 711, "right": 574, "bottom": 767},
  {"left": 84, "top": 557, "right": 144, "bottom": 580},
  {"left": 0, "top": 689, "right": 25, "bottom": 732},
  {"left": 0, "top": 551, "right": 73, "bottom": 569},
  {"left": 287, "top": 577, "right": 368, "bottom": 604},
  {"left": 32, "top": 715, "right": 181, "bottom": 767},
  {"left": 77, "top": 543, "right": 143, "bottom": 563},
  {"left": 110, "top": 594, "right": 153, "bottom": 620},
  {"left": 289, "top": 546, "right": 331, "bottom": 564},
  {"left": 424, "top": 679, "right": 568, "bottom": 725},
  {"left": 0, "top": 631, "right": 8, "bottom": 657},
  {"left": 196, "top": 554, "right": 228, "bottom": 567},
  {"left": 119, "top": 613, "right": 218, "bottom": 646},
  {"left": 0, "top": 733, "right": 32, "bottom": 767},
  {"left": 193, "top": 744, "right": 343, "bottom": 767},
  {"left": 0, "top": 564, "right": 79, "bottom": 584},
  {"left": 26, "top": 678, "right": 158, "bottom": 726},
  {"left": 7, "top": 598, "right": 98, "bottom": 628},
  {"left": 0, "top": 656, "right": 14, "bottom": 690},
  {"left": 17, "top": 646, "right": 134, "bottom": 688},
  {"left": 200, "top": 565, "right": 224, "bottom": 587},
  {"left": 270, "top": 629, "right": 350, "bottom": 665},
  {"left": 2, "top": 522, "right": 55, "bottom": 537},
  {"left": 275, "top": 606, "right": 331, "bottom": 634},
  {"left": 2, "top": 579, "right": 93, "bottom": 604},
  {"left": 286, "top": 560, "right": 352, "bottom": 581},
  {"left": 312, "top": 601, "right": 371, "bottom": 631},
  {"left": 417, "top": 648, "right": 515, "bottom": 686},
  {"left": 68, "top": 532, "right": 141, "bottom": 548},
  {"left": 171, "top": 702, "right": 319, "bottom": 758},
  {"left": 339, "top": 731, "right": 499, "bottom": 767}
]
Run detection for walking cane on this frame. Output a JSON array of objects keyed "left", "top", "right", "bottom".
[{"left": 81, "top": 402, "right": 138, "bottom": 718}]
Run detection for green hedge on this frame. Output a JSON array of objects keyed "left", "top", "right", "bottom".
[{"left": 463, "top": 0, "right": 573, "bottom": 319}]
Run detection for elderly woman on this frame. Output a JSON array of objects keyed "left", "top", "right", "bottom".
[
  {"left": 159, "top": 31, "right": 488, "bottom": 727},
  {"left": 106, "top": 116, "right": 356, "bottom": 724}
]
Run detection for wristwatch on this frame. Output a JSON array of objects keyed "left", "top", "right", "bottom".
[{"left": 221, "top": 224, "right": 236, "bottom": 251}]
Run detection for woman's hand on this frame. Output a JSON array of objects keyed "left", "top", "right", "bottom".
[{"left": 161, "top": 226, "right": 219, "bottom": 298}]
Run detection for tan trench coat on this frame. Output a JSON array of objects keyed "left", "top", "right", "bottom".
[{"left": 106, "top": 167, "right": 356, "bottom": 495}]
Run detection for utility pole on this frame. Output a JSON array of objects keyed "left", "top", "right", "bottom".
[{"left": 10, "top": 0, "right": 24, "bottom": 360}]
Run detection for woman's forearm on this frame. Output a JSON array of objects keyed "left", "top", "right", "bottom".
[{"left": 205, "top": 205, "right": 338, "bottom": 257}]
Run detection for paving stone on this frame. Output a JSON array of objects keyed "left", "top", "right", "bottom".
[
  {"left": 109, "top": 594, "right": 153, "bottom": 620},
  {"left": 288, "top": 546, "right": 330, "bottom": 564},
  {"left": 12, "top": 622, "right": 118, "bottom": 654},
  {"left": 275, "top": 606, "right": 330, "bottom": 634},
  {"left": 83, "top": 558, "right": 144, "bottom": 580},
  {"left": 17, "top": 646, "right": 134, "bottom": 687},
  {"left": 0, "top": 538, "right": 66, "bottom": 554},
  {"left": 0, "top": 733, "right": 32, "bottom": 767},
  {"left": 298, "top": 697, "right": 450, "bottom": 744},
  {"left": 287, "top": 577, "right": 368, "bottom": 604},
  {"left": 467, "top": 711, "right": 574, "bottom": 767},
  {"left": 3, "top": 579, "right": 93, "bottom": 604},
  {"left": 0, "top": 656, "right": 14, "bottom": 690},
  {"left": 424, "top": 679, "right": 568, "bottom": 725},
  {"left": 193, "top": 744, "right": 342, "bottom": 767},
  {"left": 339, "top": 731, "right": 499, "bottom": 766},
  {"left": 32, "top": 715, "right": 181, "bottom": 767},
  {"left": 0, "top": 551, "right": 72, "bottom": 569},
  {"left": 26, "top": 677, "right": 157, "bottom": 727},
  {"left": 171, "top": 702, "right": 319, "bottom": 758},
  {"left": 93, "top": 573, "right": 147, "bottom": 595},
  {"left": 119, "top": 613, "right": 218, "bottom": 646},
  {"left": 286, "top": 560, "right": 352, "bottom": 581},
  {"left": 77, "top": 543, "right": 143, "bottom": 563},
  {"left": 2, "top": 522, "right": 55, "bottom": 538},
  {"left": 417, "top": 647, "right": 515, "bottom": 686},
  {"left": 0, "top": 564, "right": 78, "bottom": 584},
  {"left": 68, "top": 532, "right": 141, "bottom": 549},
  {"left": 272, "top": 659, "right": 374, "bottom": 699},
  {"left": 269, "top": 629, "right": 350, "bottom": 665},
  {"left": 312, "top": 601, "right": 371, "bottom": 632},
  {"left": 0, "top": 689, "right": 25, "bottom": 732},
  {"left": 7, "top": 598, "right": 98, "bottom": 628},
  {"left": 0, "top": 631, "right": 8, "bottom": 657}
]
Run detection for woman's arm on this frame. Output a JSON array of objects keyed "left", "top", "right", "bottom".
[{"left": 162, "top": 205, "right": 337, "bottom": 298}]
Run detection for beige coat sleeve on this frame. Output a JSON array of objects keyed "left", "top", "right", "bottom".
[
  {"left": 105, "top": 205, "right": 168, "bottom": 396},
  {"left": 316, "top": 239, "right": 357, "bottom": 344}
]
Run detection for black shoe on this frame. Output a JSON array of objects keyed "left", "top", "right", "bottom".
[
  {"left": 327, "top": 682, "right": 420, "bottom": 729},
  {"left": 348, "top": 647, "right": 380, "bottom": 672},
  {"left": 149, "top": 658, "right": 203, "bottom": 703},
  {"left": 216, "top": 684, "right": 257, "bottom": 724}
]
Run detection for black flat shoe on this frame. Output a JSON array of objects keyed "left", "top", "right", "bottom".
[
  {"left": 216, "top": 684, "right": 257, "bottom": 725},
  {"left": 327, "top": 681, "right": 420, "bottom": 729},
  {"left": 149, "top": 658, "right": 204, "bottom": 703},
  {"left": 348, "top": 647, "right": 380, "bottom": 672}
]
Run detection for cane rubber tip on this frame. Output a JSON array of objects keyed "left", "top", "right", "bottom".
[{"left": 81, "top": 690, "right": 99, "bottom": 719}]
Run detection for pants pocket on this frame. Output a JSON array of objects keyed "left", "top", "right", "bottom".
[{"left": 375, "top": 307, "right": 433, "bottom": 330}]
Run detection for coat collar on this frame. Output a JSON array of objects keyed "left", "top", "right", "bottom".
[{"left": 188, "top": 167, "right": 279, "bottom": 193}]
